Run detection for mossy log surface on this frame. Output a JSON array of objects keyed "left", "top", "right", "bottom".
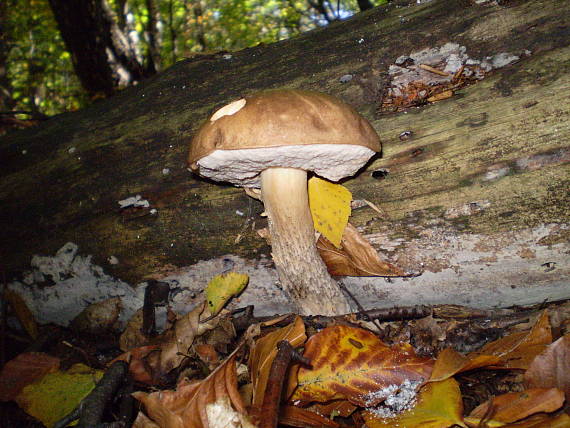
[{"left": 1, "top": 0, "right": 568, "bottom": 300}]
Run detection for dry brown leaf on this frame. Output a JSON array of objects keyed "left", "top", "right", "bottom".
[
  {"left": 248, "top": 316, "right": 306, "bottom": 408},
  {"left": 497, "top": 412, "right": 570, "bottom": 427},
  {"left": 159, "top": 302, "right": 220, "bottom": 376},
  {"left": 291, "top": 325, "right": 433, "bottom": 406},
  {"left": 317, "top": 223, "right": 406, "bottom": 277},
  {"left": 119, "top": 308, "right": 148, "bottom": 351},
  {"left": 113, "top": 345, "right": 162, "bottom": 384},
  {"left": 524, "top": 334, "right": 570, "bottom": 402},
  {"left": 133, "top": 349, "right": 246, "bottom": 428},
  {"left": 430, "top": 348, "right": 502, "bottom": 382},
  {"left": 70, "top": 296, "right": 122, "bottom": 335},
  {"left": 279, "top": 405, "right": 340, "bottom": 428},
  {"left": 427, "top": 89, "right": 454, "bottom": 102},
  {"left": 5, "top": 290, "right": 38, "bottom": 340},
  {"left": 466, "top": 388, "right": 565, "bottom": 426},
  {"left": 468, "top": 310, "right": 552, "bottom": 370},
  {"left": 0, "top": 352, "right": 60, "bottom": 401}
]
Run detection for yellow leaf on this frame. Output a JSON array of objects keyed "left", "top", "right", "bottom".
[
  {"left": 205, "top": 272, "right": 249, "bottom": 315},
  {"left": 15, "top": 363, "right": 103, "bottom": 428},
  {"left": 363, "top": 378, "right": 467, "bottom": 428},
  {"left": 308, "top": 177, "right": 351, "bottom": 248}
]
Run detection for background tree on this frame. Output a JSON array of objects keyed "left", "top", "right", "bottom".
[{"left": 1, "top": 0, "right": 385, "bottom": 126}]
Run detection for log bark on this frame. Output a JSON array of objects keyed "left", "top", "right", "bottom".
[{"left": 1, "top": 0, "right": 569, "bottom": 315}]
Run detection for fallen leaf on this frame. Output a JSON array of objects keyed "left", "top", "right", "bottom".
[
  {"left": 5, "top": 289, "right": 38, "bottom": 340},
  {"left": 113, "top": 345, "right": 162, "bottom": 384},
  {"left": 70, "top": 296, "right": 122, "bottom": 335},
  {"left": 427, "top": 89, "right": 454, "bottom": 102},
  {"left": 498, "top": 413, "right": 570, "bottom": 427},
  {"left": 120, "top": 308, "right": 149, "bottom": 351},
  {"left": 206, "top": 396, "right": 256, "bottom": 428},
  {"left": 317, "top": 223, "right": 407, "bottom": 276},
  {"left": 291, "top": 325, "right": 433, "bottom": 406},
  {"left": 308, "top": 176, "right": 352, "bottom": 248},
  {"left": 0, "top": 352, "right": 60, "bottom": 401},
  {"left": 279, "top": 405, "right": 340, "bottom": 428},
  {"left": 524, "top": 334, "right": 570, "bottom": 403},
  {"left": 363, "top": 378, "right": 466, "bottom": 428},
  {"left": 465, "top": 388, "right": 565, "bottom": 426},
  {"left": 15, "top": 363, "right": 103, "bottom": 428},
  {"left": 430, "top": 348, "right": 502, "bottom": 382},
  {"left": 206, "top": 272, "right": 249, "bottom": 315},
  {"left": 249, "top": 316, "right": 306, "bottom": 408},
  {"left": 159, "top": 302, "right": 220, "bottom": 376},
  {"left": 133, "top": 349, "right": 246, "bottom": 428},
  {"left": 468, "top": 310, "right": 552, "bottom": 370}
]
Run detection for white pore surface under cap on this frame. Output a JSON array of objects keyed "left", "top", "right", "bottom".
[{"left": 196, "top": 144, "right": 376, "bottom": 187}]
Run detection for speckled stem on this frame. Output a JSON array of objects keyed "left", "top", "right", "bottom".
[{"left": 260, "top": 167, "right": 351, "bottom": 316}]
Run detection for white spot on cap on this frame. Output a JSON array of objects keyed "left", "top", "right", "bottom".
[{"left": 210, "top": 98, "right": 247, "bottom": 122}]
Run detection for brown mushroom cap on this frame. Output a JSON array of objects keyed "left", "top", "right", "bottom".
[{"left": 188, "top": 89, "right": 381, "bottom": 187}]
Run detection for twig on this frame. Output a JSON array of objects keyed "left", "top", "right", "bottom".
[
  {"left": 54, "top": 361, "right": 129, "bottom": 428},
  {"left": 259, "top": 341, "right": 311, "bottom": 428},
  {"left": 142, "top": 280, "right": 170, "bottom": 337},
  {"left": 419, "top": 64, "right": 450, "bottom": 76}
]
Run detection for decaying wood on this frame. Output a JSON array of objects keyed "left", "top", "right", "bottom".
[{"left": 0, "top": 0, "right": 568, "bottom": 314}]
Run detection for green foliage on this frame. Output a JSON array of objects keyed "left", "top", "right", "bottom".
[
  {"left": 6, "top": 0, "right": 87, "bottom": 116},
  {"left": 4, "top": 0, "right": 385, "bottom": 117}
]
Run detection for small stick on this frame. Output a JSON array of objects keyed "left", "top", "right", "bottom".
[
  {"left": 258, "top": 341, "right": 311, "bottom": 428},
  {"left": 363, "top": 199, "right": 387, "bottom": 218},
  {"left": 419, "top": 64, "right": 450, "bottom": 76}
]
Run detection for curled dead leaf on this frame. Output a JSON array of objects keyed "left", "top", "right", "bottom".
[
  {"left": 133, "top": 349, "right": 246, "bottom": 428},
  {"left": 317, "top": 223, "right": 407, "bottom": 277}
]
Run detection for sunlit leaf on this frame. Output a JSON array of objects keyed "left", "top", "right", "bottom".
[
  {"left": 363, "top": 378, "right": 466, "bottom": 428},
  {"left": 308, "top": 176, "right": 352, "bottom": 248},
  {"left": 317, "top": 223, "right": 407, "bottom": 276},
  {"left": 15, "top": 363, "right": 103, "bottom": 428},
  {"left": 291, "top": 325, "right": 433, "bottom": 406},
  {"left": 206, "top": 272, "right": 249, "bottom": 315}
]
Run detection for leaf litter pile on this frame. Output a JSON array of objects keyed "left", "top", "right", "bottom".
[
  {"left": 2, "top": 285, "right": 570, "bottom": 428},
  {"left": 2, "top": 179, "right": 569, "bottom": 428}
]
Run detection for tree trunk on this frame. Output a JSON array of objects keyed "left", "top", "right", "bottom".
[
  {"left": 1, "top": 0, "right": 569, "bottom": 320},
  {"left": 48, "top": 0, "right": 147, "bottom": 97}
]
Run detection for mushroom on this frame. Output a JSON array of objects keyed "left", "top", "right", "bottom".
[{"left": 188, "top": 89, "right": 381, "bottom": 316}]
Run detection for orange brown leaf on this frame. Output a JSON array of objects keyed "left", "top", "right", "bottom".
[
  {"left": 524, "top": 334, "right": 570, "bottom": 403},
  {"left": 249, "top": 316, "right": 306, "bottom": 408},
  {"left": 466, "top": 388, "right": 565, "bottom": 426},
  {"left": 133, "top": 349, "right": 246, "bottom": 428},
  {"left": 291, "top": 325, "right": 432, "bottom": 406},
  {"left": 467, "top": 310, "right": 552, "bottom": 370},
  {"left": 317, "top": 223, "right": 406, "bottom": 277}
]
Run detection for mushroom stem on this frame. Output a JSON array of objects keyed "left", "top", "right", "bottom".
[{"left": 260, "top": 167, "right": 351, "bottom": 316}]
